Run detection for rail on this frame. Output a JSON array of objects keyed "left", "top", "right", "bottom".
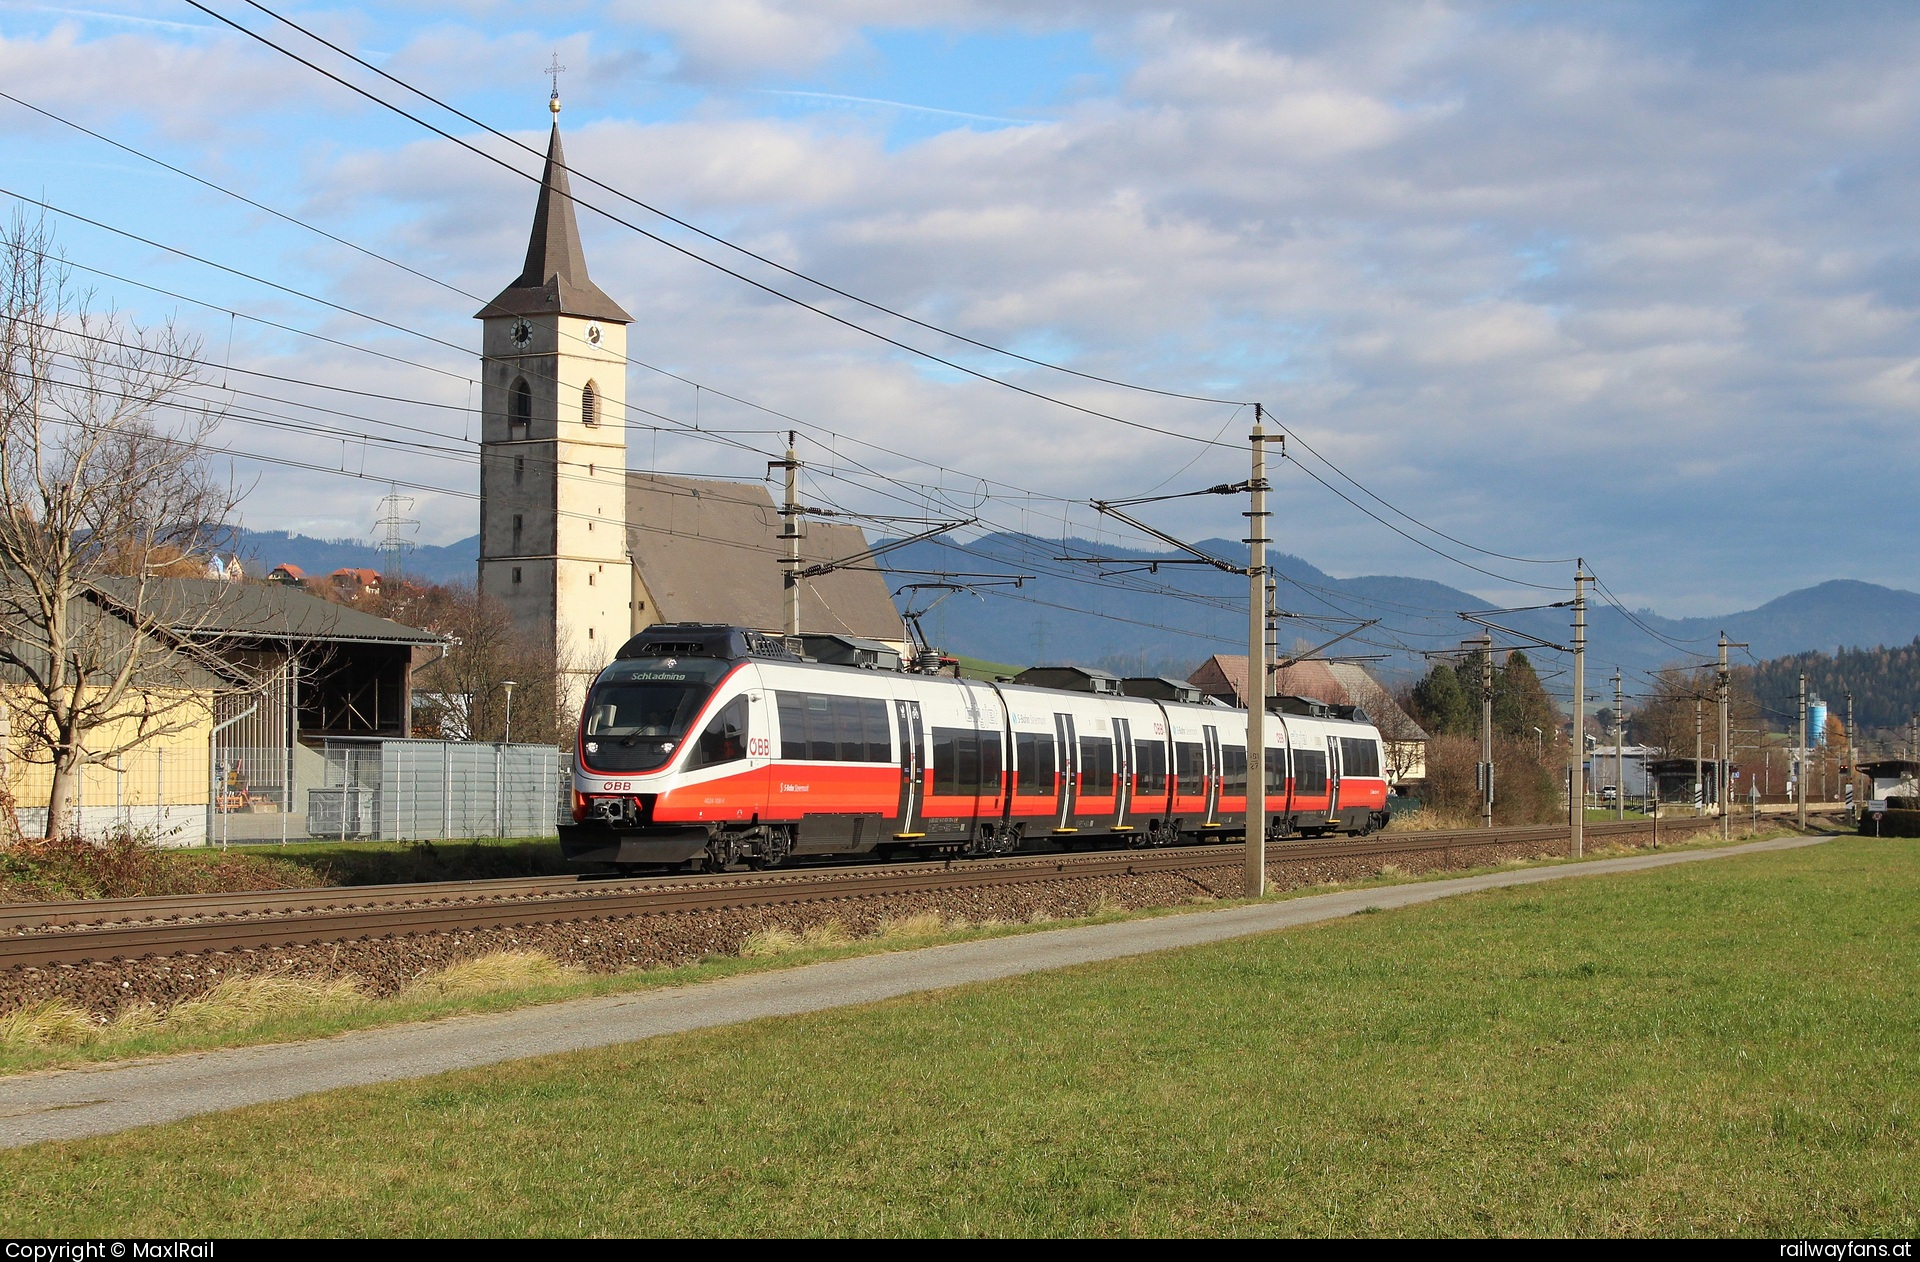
[{"left": 0, "top": 818, "right": 1727, "bottom": 970}]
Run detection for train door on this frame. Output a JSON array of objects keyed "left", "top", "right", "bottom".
[
  {"left": 1054, "top": 712, "right": 1077, "bottom": 832},
  {"left": 893, "top": 700, "right": 925, "bottom": 839},
  {"left": 1203, "top": 724, "right": 1222, "bottom": 825},
  {"left": 1113, "top": 716, "right": 1134, "bottom": 830},
  {"left": 1325, "top": 735, "right": 1342, "bottom": 824}
]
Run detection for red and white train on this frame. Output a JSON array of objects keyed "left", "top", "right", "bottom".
[{"left": 561, "top": 623, "right": 1393, "bottom": 870}]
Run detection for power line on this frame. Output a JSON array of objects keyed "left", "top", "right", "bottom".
[
  {"left": 1279, "top": 453, "right": 1566, "bottom": 592},
  {"left": 180, "top": 0, "right": 1237, "bottom": 450},
  {"left": 224, "top": 0, "right": 1252, "bottom": 413},
  {"left": 1274, "top": 423, "right": 1575, "bottom": 566},
  {"left": 6, "top": 90, "right": 1557, "bottom": 617}
]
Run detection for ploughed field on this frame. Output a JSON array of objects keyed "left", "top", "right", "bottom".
[{"left": 2, "top": 837, "right": 1914, "bottom": 1236}]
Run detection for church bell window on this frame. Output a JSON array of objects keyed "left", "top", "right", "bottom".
[
  {"left": 509, "top": 377, "right": 532, "bottom": 439},
  {"left": 582, "top": 381, "right": 598, "bottom": 427}
]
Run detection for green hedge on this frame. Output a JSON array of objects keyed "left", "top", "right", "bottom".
[{"left": 1862, "top": 809, "right": 1920, "bottom": 837}]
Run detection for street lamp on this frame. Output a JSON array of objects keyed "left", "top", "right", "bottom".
[
  {"left": 501, "top": 679, "right": 518, "bottom": 744},
  {"left": 1532, "top": 726, "right": 1544, "bottom": 760}
]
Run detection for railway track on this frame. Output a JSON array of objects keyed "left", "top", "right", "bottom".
[{"left": 0, "top": 818, "right": 1713, "bottom": 970}]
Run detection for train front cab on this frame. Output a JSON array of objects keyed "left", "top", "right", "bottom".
[{"left": 565, "top": 654, "right": 776, "bottom": 867}]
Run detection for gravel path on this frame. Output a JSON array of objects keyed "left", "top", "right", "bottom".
[{"left": 0, "top": 832, "right": 1823, "bottom": 1149}]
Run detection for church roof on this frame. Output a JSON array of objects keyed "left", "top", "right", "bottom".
[
  {"left": 625, "top": 472, "right": 907, "bottom": 644},
  {"left": 477, "top": 121, "right": 632, "bottom": 324}
]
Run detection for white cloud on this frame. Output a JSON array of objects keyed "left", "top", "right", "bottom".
[{"left": 12, "top": 2, "right": 1920, "bottom": 610}]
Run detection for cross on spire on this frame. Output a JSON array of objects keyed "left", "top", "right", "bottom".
[{"left": 546, "top": 52, "right": 566, "bottom": 107}]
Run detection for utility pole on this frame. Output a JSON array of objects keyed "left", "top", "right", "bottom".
[
  {"left": 1245, "top": 406, "right": 1270, "bottom": 899},
  {"left": 1265, "top": 575, "right": 1279, "bottom": 694},
  {"left": 1718, "top": 633, "right": 1734, "bottom": 841},
  {"left": 1480, "top": 631, "right": 1495, "bottom": 829},
  {"left": 1570, "top": 563, "right": 1586, "bottom": 859},
  {"left": 1846, "top": 691, "right": 1855, "bottom": 820},
  {"left": 1613, "top": 669, "right": 1625, "bottom": 820},
  {"left": 1694, "top": 697, "right": 1704, "bottom": 817},
  {"left": 1798, "top": 671, "right": 1809, "bottom": 829},
  {"left": 776, "top": 432, "right": 802, "bottom": 637}
]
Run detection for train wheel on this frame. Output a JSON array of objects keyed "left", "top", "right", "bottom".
[{"left": 705, "top": 835, "right": 739, "bottom": 872}]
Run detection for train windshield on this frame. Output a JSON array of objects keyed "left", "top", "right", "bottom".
[{"left": 581, "top": 658, "right": 732, "bottom": 772}]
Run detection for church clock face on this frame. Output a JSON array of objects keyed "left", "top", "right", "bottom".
[
  {"left": 585, "top": 322, "right": 603, "bottom": 346},
  {"left": 510, "top": 319, "right": 533, "bottom": 349}
]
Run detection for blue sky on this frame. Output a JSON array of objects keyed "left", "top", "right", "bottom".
[{"left": 4, "top": 1, "right": 1919, "bottom": 621}]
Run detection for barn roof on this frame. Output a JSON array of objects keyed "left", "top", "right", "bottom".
[
  {"left": 1187, "top": 653, "right": 1428, "bottom": 739},
  {"left": 88, "top": 578, "right": 442, "bottom": 647}
]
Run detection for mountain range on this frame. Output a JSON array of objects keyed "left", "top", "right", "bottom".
[
  {"left": 236, "top": 530, "right": 480, "bottom": 586},
  {"left": 234, "top": 528, "right": 1920, "bottom": 684}
]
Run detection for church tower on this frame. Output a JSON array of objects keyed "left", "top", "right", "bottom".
[{"left": 476, "top": 93, "right": 632, "bottom": 694}]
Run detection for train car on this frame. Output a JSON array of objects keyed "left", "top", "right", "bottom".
[{"left": 561, "top": 623, "right": 1391, "bottom": 870}]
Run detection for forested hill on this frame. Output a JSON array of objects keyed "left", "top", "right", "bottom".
[{"left": 1742, "top": 639, "right": 1920, "bottom": 733}]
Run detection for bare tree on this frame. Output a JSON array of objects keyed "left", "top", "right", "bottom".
[
  {"left": 0, "top": 214, "right": 238, "bottom": 838},
  {"left": 1348, "top": 673, "right": 1429, "bottom": 785},
  {"left": 395, "top": 582, "right": 572, "bottom": 746}
]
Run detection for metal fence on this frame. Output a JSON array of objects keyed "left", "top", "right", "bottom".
[
  {"left": 10, "top": 745, "right": 209, "bottom": 847},
  {"left": 10, "top": 738, "right": 569, "bottom": 846},
  {"left": 307, "top": 738, "right": 567, "bottom": 841}
]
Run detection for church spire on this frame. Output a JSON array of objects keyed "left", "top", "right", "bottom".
[{"left": 477, "top": 97, "right": 631, "bottom": 324}]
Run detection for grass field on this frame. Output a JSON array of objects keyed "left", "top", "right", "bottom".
[{"left": 3, "top": 837, "right": 1914, "bottom": 1236}]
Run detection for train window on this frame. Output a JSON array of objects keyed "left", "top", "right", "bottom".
[
  {"left": 805, "top": 694, "right": 836, "bottom": 760},
  {"left": 1266, "top": 746, "right": 1286, "bottom": 794},
  {"left": 688, "top": 696, "right": 748, "bottom": 769},
  {"left": 1079, "top": 737, "right": 1114, "bottom": 797},
  {"left": 1015, "top": 731, "right": 1056, "bottom": 796},
  {"left": 1134, "top": 740, "right": 1167, "bottom": 797},
  {"left": 931, "top": 727, "right": 1002, "bottom": 794},
  {"left": 1221, "top": 745, "right": 1247, "bottom": 796},
  {"left": 775, "top": 693, "right": 807, "bottom": 760},
  {"left": 1175, "top": 742, "right": 1205, "bottom": 796},
  {"left": 582, "top": 659, "right": 734, "bottom": 772},
  {"left": 863, "top": 698, "right": 891, "bottom": 762},
  {"left": 932, "top": 729, "right": 959, "bottom": 792},
  {"left": 1294, "top": 748, "right": 1328, "bottom": 795},
  {"left": 959, "top": 731, "right": 982, "bottom": 791},
  {"left": 1340, "top": 737, "right": 1381, "bottom": 778},
  {"left": 833, "top": 695, "right": 866, "bottom": 762},
  {"left": 775, "top": 692, "right": 890, "bottom": 762}
]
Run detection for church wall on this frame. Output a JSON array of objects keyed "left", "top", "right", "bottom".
[
  {"left": 551, "top": 316, "right": 630, "bottom": 675},
  {"left": 477, "top": 313, "right": 631, "bottom": 689}
]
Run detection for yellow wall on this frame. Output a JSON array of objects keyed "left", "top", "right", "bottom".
[{"left": 2, "top": 686, "right": 214, "bottom": 808}]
